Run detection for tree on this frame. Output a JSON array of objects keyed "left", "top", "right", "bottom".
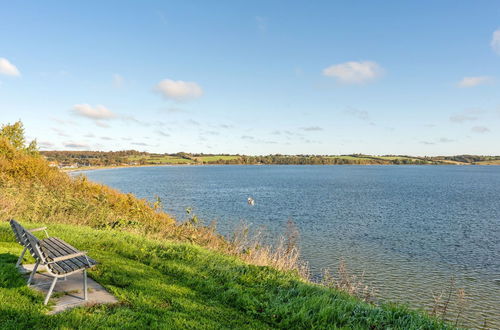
[{"left": 0, "top": 121, "right": 38, "bottom": 154}]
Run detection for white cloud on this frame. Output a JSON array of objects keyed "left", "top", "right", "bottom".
[
  {"left": 155, "top": 79, "right": 203, "bottom": 101},
  {"left": 323, "top": 61, "right": 383, "bottom": 84},
  {"left": 491, "top": 29, "right": 500, "bottom": 54},
  {"left": 457, "top": 76, "right": 492, "bottom": 88},
  {"left": 72, "top": 104, "right": 116, "bottom": 120},
  {"left": 0, "top": 58, "right": 21, "bottom": 76},
  {"left": 471, "top": 126, "right": 490, "bottom": 133}
]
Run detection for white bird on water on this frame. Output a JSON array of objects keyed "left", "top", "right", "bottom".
[{"left": 247, "top": 197, "right": 255, "bottom": 205}]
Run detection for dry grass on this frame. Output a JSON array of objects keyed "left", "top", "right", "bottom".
[
  {"left": 321, "top": 258, "right": 375, "bottom": 303},
  {"left": 430, "top": 277, "right": 469, "bottom": 328}
]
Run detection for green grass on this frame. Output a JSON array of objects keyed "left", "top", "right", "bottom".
[
  {"left": 126, "top": 155, "right": 195, "bottom": 164},
  {"left": 0, "top": 222, "right": 451, "bottom": 329}
]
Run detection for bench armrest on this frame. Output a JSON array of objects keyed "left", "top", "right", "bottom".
[
  {"left": 28, "top": 227, "right": 47, "bottom": 232},
  {"left": 50, "top": 251, "right": 87, "bottom": 263},
  {"left": 28, "top": 227, "right": 49, "bottom": 238}
]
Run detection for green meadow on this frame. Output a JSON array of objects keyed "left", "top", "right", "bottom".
[{"left": 0, "top": 223, "right": 451, "bottom": 329}]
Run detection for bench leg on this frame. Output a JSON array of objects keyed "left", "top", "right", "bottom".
[
  {"left": 44, "top": 277, "right": 58, "bottom": 305},
  {"left": 83, "top": 269, "right": 88, "bottom": 300},
  {"left": 27, "top": 260, "right": 40, "bottom": 286},
  {"left": 16, "top": 246, "right": 27, "bottom": 267}
]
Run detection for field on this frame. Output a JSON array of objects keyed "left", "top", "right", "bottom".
[
  {"left": 195, "top": 155, "right": 241, "bottom": 162},
  {"left": 474, "top": 159, "right": 500, "bottom": 165},
  {"left": 127, "top": 154, "right": 195, "bottom": 164}
]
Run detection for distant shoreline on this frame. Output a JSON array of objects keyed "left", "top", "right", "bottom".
[{"left": 64, "top": 162, "right": 500, "bottom": 173}]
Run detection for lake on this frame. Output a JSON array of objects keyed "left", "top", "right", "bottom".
[{"left": 77, "top": 165, "right": 500, "bottom": 328}]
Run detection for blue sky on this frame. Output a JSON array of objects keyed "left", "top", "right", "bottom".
[{"left": 1, "top": 1, "right": 499, "bottom": 155}]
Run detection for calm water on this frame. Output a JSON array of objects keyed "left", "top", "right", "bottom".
[{"left": 78, "top": 165, "right": 500, "bottom": 328}]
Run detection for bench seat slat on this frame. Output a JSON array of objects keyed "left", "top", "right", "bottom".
[
  {"left": 45, "top": 238, "right": 95, "bottom": 268},
  {"left": 41, "top": 239, "right": 77, "bottom": 273},
  {"left": 40, "top": 239, "right": 96, "bottom": 275}
]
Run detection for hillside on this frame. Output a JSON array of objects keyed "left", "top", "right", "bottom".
[
  {"left": 0, "top": 122, "right": 451, "bottom": 329},
  {"left": 40, "top": 150, "right": 500, "bottom": 169}
]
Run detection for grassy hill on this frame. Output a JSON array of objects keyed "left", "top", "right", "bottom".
[{"left": 0, "top": 122, "right": 452, "bottom": 329}]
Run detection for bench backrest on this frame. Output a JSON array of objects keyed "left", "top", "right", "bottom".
[
  {"left": 9, "top": 219, "right": 25, "bottom": 245},
  {"left": 9, "top": 219, "right": 44, "bottom": 262}
]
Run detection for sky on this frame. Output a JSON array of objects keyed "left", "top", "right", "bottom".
[{"left": 1, "top": 1, "right": 499, "bottom": 156}]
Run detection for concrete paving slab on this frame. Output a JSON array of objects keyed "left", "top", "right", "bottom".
[{"left": 19, "top": 264, "right": 118, "bottom": 314}]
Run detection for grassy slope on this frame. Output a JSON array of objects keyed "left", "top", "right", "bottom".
[{"left": 0, "top": 223, "right": 449, "bottom": 329}]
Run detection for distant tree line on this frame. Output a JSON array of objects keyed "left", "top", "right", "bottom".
[{"left": 40, "top": 151, "right": 500, "bottom": 167}]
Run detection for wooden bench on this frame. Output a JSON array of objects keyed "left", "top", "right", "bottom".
[{"left": 9, "top": 219, "right": 97, "bottom": 305}]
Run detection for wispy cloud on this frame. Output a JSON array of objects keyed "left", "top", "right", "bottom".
[
  {"left": 156, "top": 130, "right": 170, "bottom": 137},
  {"left": 122, "top": 115, "right": 151, "bottom": 127},
  {"left": 255, "top": 16, "right": 267, "bottom": 32},
  {"left": 450, "top": 114, "right": 477, "bottom": 123},
  {"left": 163, "top": 107, "right": 186, "bottom": 113},
  {"left": 241, "top": 135, "right": 254, "bottom": 140},
  {"left": 64, "top": 142, "right": 89, "bottom": 149},
  {"left": 155, "top": 79, "right": 203, "bottom": 101},
  {"left": 51, "top": 117, "right": 77, "bottom": 126},
  {"left": 100, "top": 136, "right": 113, "bottom": 140},
  {"left": 0, "top": 58, "right": 21, "bottom": 76},
  {"left": 300, "top": 126, "right": 323, "bottom": 131},
  {"left": 491, "top": 29, "right": 500, "bottom": 55},
  {"left": 51, "top": 128, "right": 69, "bottom": 137},
  {"left": 344, "top": 107, "right": 371, "bottom": 122},
  {"left": 457, "top": 76, "right": 492, "bottom": 88},
  {"left": 38, "top": 141, "right": 54, "bottom": 149},
  {"left": 420, "top": 137, "right": 455, "bottom": 145},
  {"left": 471, "top": 126, "right": 489, "bottom": 133},
  {"left": 449, "top": 108, "right": 485, "bottom": 123},
  {"left": 186, "top": 119, "right": 200, "bottom": 126},
  {"left": 73, "top": 104, "right": 116, "bottom": 120},
  {"left": 95, "top": 121, "right": 110, "bottom": 128},
  {"left": 113, "top": 74, "right": 124, "bottom": 88},
  {"left": 157, "top": 10, "right": 168, "bottom": 25},
  {"left": 323, "top": 61, "right": 383, "bottom": 84}
]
